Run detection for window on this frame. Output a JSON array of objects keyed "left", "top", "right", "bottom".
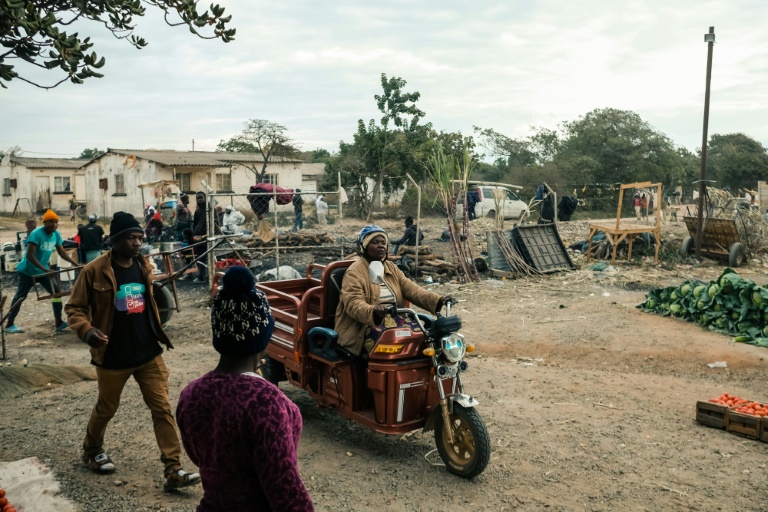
[
  {"left": 3, "top": 178, "right": 9, "bottom": 195},
  {"left": 506, "top": 189, "right": 520, "bottom": 201},
  {"left": 54, "top": 176, "right": 71, "bottom": 193},
  {"left": 178, "top": 172, "right": 191, "bottom": 192},
  {"left": 261, "top": 174, "right": 278, "bottom": 185},
  {"left": 216, "top": 173, "right": 232, "bottom": 192},
  {"left": 115, "top": 174, "right": 125, "bottom": 194}
]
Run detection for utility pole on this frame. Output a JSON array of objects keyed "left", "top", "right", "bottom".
[
  {"left": 695, "top": 26, "right": 715, "bottom": 258},
  {"left": 192, "top": 139, "right": 195, "bottom": 151}
]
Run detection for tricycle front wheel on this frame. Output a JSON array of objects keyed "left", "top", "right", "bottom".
[{"left": 434, "top": 404, "right": 490, "bottom": 479}]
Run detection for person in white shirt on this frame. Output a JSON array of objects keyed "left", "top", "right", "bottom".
[
  {"left": 315, "top": 195, "right": 328, "bottom": 226},
  {"left": 222, "top": 205, "right": 246, "bottom": 235}
]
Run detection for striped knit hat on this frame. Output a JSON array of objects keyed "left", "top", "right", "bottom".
[{"left": 211, "top": 266, "right": 275, "bottom": 357}]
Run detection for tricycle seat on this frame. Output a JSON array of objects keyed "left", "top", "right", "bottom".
[{"left": 308, "top": 326, "right": 355, "bottom": 363}]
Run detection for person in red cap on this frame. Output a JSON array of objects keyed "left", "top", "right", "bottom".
[
  {"left": 4, "top": 209, "right": 78, "bottom": 334},
  {"left": 66, "top": 211, "right": 201, "bottom": 491}
]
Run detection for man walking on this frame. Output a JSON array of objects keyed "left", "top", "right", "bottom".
[
  {"left": 5, "top": 209, "right": 79, "bottom": 334},
  {"left": 65, "top": 211, "right": 201, "bottom": 491},
  {"left": 173, "top": 193, "right": 192, "bottom": 241},
  {"left": 192, "top": 192, "right": 208, "bottom": 284},
  {"left": 291, "top": 189, "right": 304, "bottom": 232},
  {"left": 78, "top": 213, "right": 105, "bottom": 263}
]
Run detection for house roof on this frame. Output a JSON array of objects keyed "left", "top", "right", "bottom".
[
  {"left": 107, "top": 149, "right": 303, "bottom": 167},
  {"left": 10, "top": 157, "right": 88, "bottom": 169}
]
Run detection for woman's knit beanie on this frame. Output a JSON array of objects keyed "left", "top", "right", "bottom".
[{"left": 211, "top": 266, "right": 275, "bottom": 357}]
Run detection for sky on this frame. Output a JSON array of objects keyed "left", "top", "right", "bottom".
[{"left": 2, "top": 0, "right": 767, "bottom": 159}]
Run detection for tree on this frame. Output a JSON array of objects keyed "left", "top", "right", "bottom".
[
  {"left": 555, "top": 108, "right": 683, "bottom": 186},
  {"left": 366, "top": 73, "right": 426, "bottom": 218},
  {"left": 78, "top": 148, "right": 104, "bottom": 160},
  {"left": 1, "top": 0, "right": 235, "bottom": 89},
  {"left": 0, "top": 146, "right": 23, "bottom": 159},
  {"left": 706, "top": 133, "right": 768, "bottom": 191},
  {"left": 216, "top": 119, "right": 302, "bottom": 184}
]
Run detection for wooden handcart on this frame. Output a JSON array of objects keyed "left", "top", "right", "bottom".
[{"left": 680, "top": 216, "right": 746, "bottom": 267}]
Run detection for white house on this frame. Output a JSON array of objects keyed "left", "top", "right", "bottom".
[
  {"left": 0, "top": 157, "right": 87, "bottom": 216},
  {"left": 81, "top": 149, "right": 327, "bottom": 218}
]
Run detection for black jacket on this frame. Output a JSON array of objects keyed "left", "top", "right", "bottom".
[{"left": 392, "top": 225, "right": 424, "bottom": 246}]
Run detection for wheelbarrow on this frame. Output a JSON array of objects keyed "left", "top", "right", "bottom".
[{"left": 681, "top": 216, "right": 747, "bottom": 267}]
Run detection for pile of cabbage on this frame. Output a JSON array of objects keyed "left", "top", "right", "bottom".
[{"left": 637, "top": 268, "right": 768, "bottom": 347}]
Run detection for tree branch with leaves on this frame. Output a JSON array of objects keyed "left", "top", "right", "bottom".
[{"left": 0, "top": 0, "right": 235, "bottom": 89}]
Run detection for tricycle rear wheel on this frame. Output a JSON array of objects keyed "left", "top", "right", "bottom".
[
  {"left": 434, "top": 404, "right": 490, "bottom": 479},
  {"left": 260, "top": 356, "right": 286, "bottom": 386},
  {"left": 729, "top": 242, "right": 746, "bottom": 267}
]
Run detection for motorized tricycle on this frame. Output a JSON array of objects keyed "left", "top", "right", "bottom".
[{"left": 256, "top": 259, "right": 490, "bottom": 478}]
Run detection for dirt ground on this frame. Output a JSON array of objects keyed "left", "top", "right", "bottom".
[{"left": 1, "top": 214, "right": 768, "bottom": 511}]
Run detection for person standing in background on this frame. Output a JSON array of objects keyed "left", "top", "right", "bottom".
[
  {"left": 315, "top": 195, "right": 328, "bottom": 226},
  {"left": 192, "top": 192, "right": 208, "bottom": 284},
  {"left": 291, "top": 189, "right": 304, "bottom": 232},
  {"left": 78, "top": 213, "right": 105, "bottom": 263},
  {"left": 174, "top": 193, "right": 192, "bottom": 242},
  {"left": 69, "top": 197, "right": 78, "bottom": 222}
]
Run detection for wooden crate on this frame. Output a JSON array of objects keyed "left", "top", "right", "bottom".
[
  {"left": 696, "top": 400, "right": 728, "bottom": 429},
  {"left": 726, "top": 410, "right": 763, "bottom": 440},
  {"left": 760, "top": 419, "right": 768, "bottom": 443}
]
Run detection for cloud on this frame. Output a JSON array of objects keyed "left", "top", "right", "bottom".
[{"left": 2, "top": 0, "right": 767, "bottom": 157}]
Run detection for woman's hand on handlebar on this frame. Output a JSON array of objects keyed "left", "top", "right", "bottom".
[
  {"left": 373, "top": 304, "right": 396, "bottom": 317},
  {"left": 439, "top": 295, "right": 456, "bottom": 310}
]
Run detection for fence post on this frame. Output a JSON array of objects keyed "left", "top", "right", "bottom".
[
  {"left": 273, "top": 186, "right": 280, "bottom": 279},
  {"left": 207, "top": 195, "right": 215, "bottom": 289},
  {"left": 406, "top": 173, "right": 421, "bottom": 277},
  {"left": 338, "top": 172, "right": 344, "bottom": 260}
]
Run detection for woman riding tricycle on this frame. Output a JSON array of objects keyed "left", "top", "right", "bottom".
[{"left": 258, "top": 225, "right": 490, "bottom": 478}]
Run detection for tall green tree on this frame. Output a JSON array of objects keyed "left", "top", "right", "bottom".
[
  {"left": 706, "top": 133, "right": 768, "bottom": 190},
  {"left": 555, "top": 108, "right": 683, "bottom": 186},
  {"left": 1, "top": 0, "right": 235, "bottom": 89},
  {"left": 217, "top": 119, "right": 302, "bottom": 184},
  {"left": 366, "top": 73, "right": 427, "bottom": 218}
]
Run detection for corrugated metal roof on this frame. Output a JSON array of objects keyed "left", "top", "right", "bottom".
[
  {"left": 108, "top": 149, "right": 302, "bottom": 167},
  {"left": 10, "top": 157, "right": 87, "bottom": 169}
]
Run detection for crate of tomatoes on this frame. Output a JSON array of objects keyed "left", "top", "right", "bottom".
[
  {"left": 727, "top": 400, "right": 767, "bottom": 440},
  {"left": 696, "top": 393, "right": 768, "bottom": 440}
]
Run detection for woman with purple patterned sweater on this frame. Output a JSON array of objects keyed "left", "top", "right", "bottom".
[{"left": 176, "top": 266, "right": 314, "bottom": 511}]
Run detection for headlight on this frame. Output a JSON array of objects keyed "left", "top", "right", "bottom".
[{"left": 441, "top": 333, "right": 466, "bottom": 362}]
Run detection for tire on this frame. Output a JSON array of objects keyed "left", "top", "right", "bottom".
[
  {"left": 486, "top": 209, "right": 496, "bottom": 219},
  {"left": 152, "top": 282, "right": 175, "bottom": 327},
  {"left": 260, "top": 356, "right": 286, "bottom": 386},
  {"left": 434, "top": 403, "right": 491, "bottom": 479},
  {"left": 729, "top": 242, "right": 745, "bottom": 267},
  {"left": 681, "top": 237, "right": 694, "bottom": 256}
]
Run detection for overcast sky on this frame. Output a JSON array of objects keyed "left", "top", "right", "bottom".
[{"left": 2, "top": 0, "right": 767, "bottom": 159}]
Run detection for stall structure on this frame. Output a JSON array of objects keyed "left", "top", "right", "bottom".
[{"left": 587, "top": 182, "right": 662, "bottom": 263}]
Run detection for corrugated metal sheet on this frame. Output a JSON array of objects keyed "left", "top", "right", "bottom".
[
  {"left": 10, "top": 157, "right": 87, "bottom": 169},
  {"left": 108, "top": 149, "right": 301, "bottom": 167}
]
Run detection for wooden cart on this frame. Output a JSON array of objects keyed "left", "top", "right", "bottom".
[{"left": 681, "top": 216, "right": 746, "bottom": 267}]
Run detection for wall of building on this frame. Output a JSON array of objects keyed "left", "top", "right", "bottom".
[
  {"left": 83, "top": 153, "right": 159, "bottom": 218},
  {"left": 0, "top": 162, "right": 84, "bottom": 216}
]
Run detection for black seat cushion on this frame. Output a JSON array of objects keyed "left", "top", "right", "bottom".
[{"left": 325, "top": 266, "right": 348, "bottom": 322}]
